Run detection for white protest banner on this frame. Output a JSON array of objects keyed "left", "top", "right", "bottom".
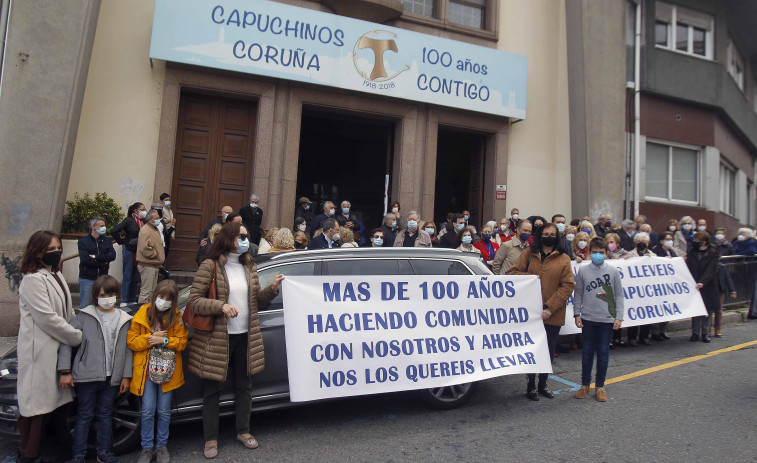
[
  {"left": 282, "top": 275, "right": 550, "bottom": 402},
  {"left": 560, "top": 256, "right": 707, "bottom": 335}
]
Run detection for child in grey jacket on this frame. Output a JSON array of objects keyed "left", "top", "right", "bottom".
[
  {"left": 58, "top": 275, "right": 133, "bottom": 463},
  {"left": 572, "top": 237, "right": 624, "bottom": 403}
]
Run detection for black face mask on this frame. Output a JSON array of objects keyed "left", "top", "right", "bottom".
[
  {"left": 636, "top": 242, "right": 648, "bottom": 253},
  {"left": 42, "top": 251, "right": 62, "bottom": 268},
  {"left": 541, "top": 236, "right": 557, "bottom": 247},
  {"left": 294, "top": 241, "right": 303, "bottom": 249}
]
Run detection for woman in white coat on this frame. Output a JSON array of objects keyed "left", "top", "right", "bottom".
[{"left": 16, "top": 230, "right": 83, "bottom": 462}]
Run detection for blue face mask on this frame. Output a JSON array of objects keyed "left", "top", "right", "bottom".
[
  {"left": 391, "top": 221, "right": 397, "bottom": 228},
  {"left": 342, "top": 208, "right": 350, "bottom": 214},
  {"left": 464, "top": 215, "right": 469, "bottom": 221},
  {"left": 556, "top": 223, "right": 566, "bottom": 233},
  {"left": 164, "top": 201, "right": 171, "bottom": 207},
  {"left": 591, "top": 252, "right": 606, "bottom": 266},
  {"left": 462, "top": 236, "right": 472, "bottom": 245},
  {"left": 153, "top": 219, "right": 161, "bottom": 227},
  {"left": 519, "top": 232, "right": 530, "bottom": 242},
  {"left": 482, "top": 233, "right": 492, "bottom": 240},
  {"left": 604, "top": 221, "right": 612, "bottom": 228},
  {"left": 456, "top": 223, "right": 465, "bottom": 232},
  {"left": 582, "top": 228, "right": 592, "bottom": 234},
  {"left": 304, "top": 204, "right": 310, "bottom": 211},
  {"left": 425, "top": 227, "right": 435, "bottom": 235},
  {"left": 96, "top": 226, "right": 107, "bottom": 236},
  {"left": 373, "top": 238, "right": 383, "bottom": 247},
  {"left": 236, "top": 238, "right": 250, "bottom": 254}
]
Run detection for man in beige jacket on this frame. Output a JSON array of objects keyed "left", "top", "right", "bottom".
[
  {"left": 137, "top": 209, "right": 166, "bottom": 303},
  {"left": 492, "top": 219, "right": 532, "bottom": 275}
]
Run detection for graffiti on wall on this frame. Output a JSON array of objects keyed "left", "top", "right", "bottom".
[
  {"left": 1, "top": 254, "right": 22, "bottom": 293},
  {"left": 8, "top": 204, "right": 32, "bottom": 236},
  {"left": 119, "top": 178, "right": 146, "bottom": 208}
]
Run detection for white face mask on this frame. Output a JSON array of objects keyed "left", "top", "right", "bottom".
[
  {"left": 392, "top": 207, "right": 399, "bottom": 213},
  {"left": 737, "top": 235, "right": 746, "bottom": 241},
  {"left": 565, "top": 233, "right": 575, "bottom": 242},
  {"left": 682, "top": 224, "right": 693, "bottom": 232},
  {"left": 697, "top": 226, "right": 706, "bottom": 232},
  {"left": 298, "top": 224, "right": 307, "bottom": 232},
  {"left": 512, "top": 214, "right": 519, "bottom": 220},
  {"left": 250, "top": 203, "right": 258, "bottom": 208},
  {"left": 714, "top": 233, "right": 725, "bottom": 241},
  {"left": 663, "top": 240, "right": 674, "bottom": 249},
  {"left": 164, "top": 201, "right": 171, "bottom": 207},
  {"left": 138, "top": 210, "right": 147, "bottom": 219},
  {"left": 577, "top": 240, "right": 588, "bottom": 249},
  {"left": 669, "top": 225, "right": 677, "bottom": 232},
  {"left": 154, "top": 298, "right": 172, "bottom": 312},
  {"left": 328, "top": 208, "right": 335, "bottom": 216},
  {"left": 98, "top": 296, "right": 117, "bottom": 310},
  {"left": 332, "top": 233, "right": 341, "bottom": 241}
]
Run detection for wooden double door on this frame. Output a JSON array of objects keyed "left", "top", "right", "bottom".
[{"left": 167, "top": 93, "right": 257, "bottom": 270}]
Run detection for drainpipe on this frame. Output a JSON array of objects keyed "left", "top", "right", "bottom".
[
  {"left": 633, "top": 0, "right": 642, "bottom": 218},
  {"left": 0, "top": 0, "right": 11, "bottom": 98}
]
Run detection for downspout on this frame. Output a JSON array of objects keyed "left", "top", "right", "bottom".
[
  {"left": 0, "top": 0, "right": 11, "bottom": 99},
  {"left": 633, "top": 0, "right": 642, "bottom": 218}
]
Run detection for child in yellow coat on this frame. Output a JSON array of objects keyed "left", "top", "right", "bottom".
[{"left": 127, "top": 280, "right": 188, "bottom": 463}]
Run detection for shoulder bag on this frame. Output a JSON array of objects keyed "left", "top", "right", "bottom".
[{"left": 182, "top": 261, "right": 217, "bottom": 331}]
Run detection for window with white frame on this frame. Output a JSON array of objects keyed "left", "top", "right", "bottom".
[
  {"left": 645, "top": 141, "right": 700, "bottom": 203},
  {"left": 719, "top": 162, "right": 736, "bottom": 216},
  {"left": 727, "top": 40, "right": 745, "bottom": 91},
  {"left": 655, "top": 2, "right": 713, "bottom": 59},
  {"left": 400, "top": 0, "right": 435, "bottom": 18}
]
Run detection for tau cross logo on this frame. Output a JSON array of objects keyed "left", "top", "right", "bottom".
[{"left": 353, "top": 30, "right": 409, "bottom": 82}]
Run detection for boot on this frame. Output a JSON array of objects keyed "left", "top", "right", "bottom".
[{"left": 574, "top": 385, "right": 591, "bottom": 399}]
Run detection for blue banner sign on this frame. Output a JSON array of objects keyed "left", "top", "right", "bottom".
[{"left": 149, "top": 0, "right": 527, "bottom": 118}]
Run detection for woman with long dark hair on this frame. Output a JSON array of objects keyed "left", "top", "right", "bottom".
[
  {"left": 186, "top": 222, "right": 284, "bottom": 459},
  {"left": 507, "top": 223, "right": 575, "bottom": 401},
  {"left": 16, "top": 231, "right": 83, "bottom": 462}
]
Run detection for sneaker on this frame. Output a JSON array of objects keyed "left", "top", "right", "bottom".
[
  {"left": 715, "top": 329, "right": 723, "bottom": 338},
  {"left": 97, "top": 452, "right": 119, "bottom": 463},
  {"left": 137, "top": 448, "right": 154, "bottom": 463},
  {"left": 574, "top": 385, "right": 591, "bottom": 399},
  {"left": 237, "top": 433, "right": 259, "bottom": 449},
  {"left": 204, "top": 441, "right": 218, "bottom": 459},
  {"left": 156, "top": 446, "right": 170, "bottom": 463},
  {"left": 595, "top": 387, "right": 608, "bottom": 402}
]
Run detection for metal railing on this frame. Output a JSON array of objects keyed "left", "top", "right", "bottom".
[{"left": 720, "top": 255, "right": 757, "bottom": 308}]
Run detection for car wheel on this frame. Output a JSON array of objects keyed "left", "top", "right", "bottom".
[
  {"left": 59, "top": 392, "right": 142, "bottom": 456},
  {"left": 419, "top": 382, "right": 477, "bottom": 410}
]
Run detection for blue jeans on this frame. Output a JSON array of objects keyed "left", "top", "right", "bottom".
[
  {"left": 78, "top": 278, "right": 95, "bottom": 309},
  {"left": 72, "top": 380, "right": 118, "bottom": 457},
  {"left": 581, "top": 320, "right": 615, "bottom": 387},
  {"left": 141, "top": 379, "right": 173, "bottom": 449},
  {"left": 121, "top": 248, "right": 139, "bottom": 303}
]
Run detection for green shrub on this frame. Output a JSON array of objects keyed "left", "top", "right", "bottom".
[{"left": 62, "top": 192, "right": 124, "bottom": 234}]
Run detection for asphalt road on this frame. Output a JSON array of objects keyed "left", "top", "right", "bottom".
[{"left": 3, "top": 321, "right": 757, "bottom": 462}]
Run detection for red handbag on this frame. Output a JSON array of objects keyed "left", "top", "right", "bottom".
[{"left": 182, "top": 262, "right": 216, "bottom": 331}]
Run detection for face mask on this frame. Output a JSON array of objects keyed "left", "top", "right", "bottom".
[
  {"left": 461, "top": 236, "right": 472, "bottom": 245},
  {"left": 294, "top": 241, "right": 304, "bottom": 249},
  {"left": 556, "top": 223, "right": 566, "bottom": 233},
  {"left": 605, "top": 221, "right": 612, "bottom": 228},
  {"left": 392, "top": 207, "right": 399, "bottom": 214},
  {"left": 519, "top": 232, "right": 530, "bottom": 242},
  {"left": 298, "top": 224, "right": 307, "bottom": 232},
  {"left": 408, "top": 220, "right": 418, "bottom": 230},
  {"left": 669, "top": 225, "right": 677, "bottom": 232},
  {"left": 373, "top": 238, "right": 383, "bottom": 247},
  {"left": 608, "top": 242, "right": 618, "bottom": 252},
  {"left": 328, "top": 208, "right": 335, "bottom": 216},
  {"left": 342, "top": 208, "right": 350, "bottom": 214},
  {"left": 332, "top": 233, "right": 341, "bottom": 241},
  {"left": 636, "top": 242, "right": 648, "bottom": 253},
  {"left": 153, "top": 219, "right": 161, "bottom": 228},
  {"left": 154, "top": 298, "right": 172, "bottom": 312},
  {"left": 577, "top": 240, "right": 588, "bottom": 249},
  {"left": 304, "top": 204, "right": 310, "bottom": 211},
  {"left": 629, "top": 230, "right": 636, "bottom": 238},
  {"left": 463, "top": 215, "right": 469, "bottom": 221},
  {"left": 591, "top": 253, "right": 605, "bottom": 266},
  {"left": 223, "top": 213, "right": 229, "bottom": 221},
  {"left": 138, "top": 210, "right": 147, "bottom": 219},
  {"left": 455, "top": 223, "right": 465, "bottom": 232},
  {"left": 42, "top": 251, "right": 62, "bottom": 267},
  {"left": 425, "top": 227, "right": 435, "bottom": 235},
  {"left": 582, "top": 228, "right": 591, "bottom": 234},
  {"left": 714, "top": 233, "right": 725, "bottom": 241},
  {"left": 164, "top": 201, "right": 171, "bottom": 207},
  {"left": 512, "top": 214, "right": 519, "bottom": 220},
  {"left": 566, "top": 233, "right": 575, "bottom": 242},
  {"left": 500, "top": 225, "right": 508, "bottom": 232},
  {"left": 737, "top": 235, "right": 746, "bottom": 241},
  {"left": 391, "top": 221, "right": 397, "bottom": 228},
  {"left": 682, "top": 224, "right": 693, "bottom": 232},
  {"left": 236, "top": 238, "right": 250, "bottom": 254},
  {"left": 98, "top": 296, "right": 117, "bottom": 310},
  {"left": 697, "top": 226, "right": 706, "bottom": 232},
  {"left": 250, "top": 203, "right": 258, "bottom": 209},
  {"left": 482, "top": 233, "right": 492, "bottom": 240},
  {"left": 663, "top": 240, "right": 674, "bottom": 249},
  {"left": 541, "top": 236, "right": 557, "bottom": 247},
  {"left": 96, "top": 226, "right": 107, "bottom": 236}
]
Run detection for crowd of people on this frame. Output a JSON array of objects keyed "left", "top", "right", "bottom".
[{"left": 13, "top": 192, "right": 751, "bottom": 462}]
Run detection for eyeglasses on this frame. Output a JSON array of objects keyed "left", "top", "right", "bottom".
[{"left": 240, "top": 233, "right": 249, "bottom": 241}]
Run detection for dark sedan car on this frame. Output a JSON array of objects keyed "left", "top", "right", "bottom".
[{"left": 0, "top": 247, "right": 492, "bottom": 453}]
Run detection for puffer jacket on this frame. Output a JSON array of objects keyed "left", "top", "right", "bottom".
[
  {"left": 186, "top": 254, "right": 277, "bottom": 381},
  {"left": 127, "top": 304, "right": 188, "bottom": 395},
  {"left": 507, "top": 248, "right": 575, "bottom": 327}
]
